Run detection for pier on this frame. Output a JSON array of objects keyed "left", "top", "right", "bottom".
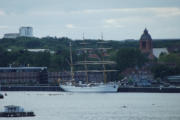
[
  {"left": 1, "top": 86, "right": 63, "bottom": 91},
  {"left": 118, "top": 87, "right": 180, "bottom": 93},
  {"left": 1, "top": 86, "right": 180, "bottom": 93}
]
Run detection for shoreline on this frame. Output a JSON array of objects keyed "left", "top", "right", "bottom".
[
  {"left": 1, "top": 86, "right": 180, "bottom": 93},
  {"left": 118, "top": 87, "right": 180, "bottom": 93}
]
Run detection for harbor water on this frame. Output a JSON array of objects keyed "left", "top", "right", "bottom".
[{"left": 0, "top": 92, "right": 180, "bottom": 120}]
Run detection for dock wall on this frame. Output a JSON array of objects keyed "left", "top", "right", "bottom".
[
  {"left": 1, "top": 86, "right": 180, "bottom": 93},
  {"left": 1, "top": 86, "right": 63, "bottom": 91},
  {"left": 118, "top": 87, "right": 180, "bottom": 93}
]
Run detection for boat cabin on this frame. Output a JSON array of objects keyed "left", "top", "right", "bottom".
[
  {"left": 4, "top": 105, "right": 24, "bottom": 113},
  {"left": 0, "top": 94, "right": 3, "bottom": 99},
  {"left": 0, "top": 105, "right": 35, "bottom": 117}
]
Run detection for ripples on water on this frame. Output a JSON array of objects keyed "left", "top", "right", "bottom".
[{"left": 0, "top": 92, "right": 180, "bottom": 120}]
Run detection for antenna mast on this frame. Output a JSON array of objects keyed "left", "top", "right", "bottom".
[
  {"left": 83, "top": 32, "right": 85, "bottom": 40},
  {"left": 101, "top": 32, "right": 103, "bottom": 41}
]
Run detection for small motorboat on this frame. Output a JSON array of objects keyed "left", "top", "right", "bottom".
[
  {"left": 0, "top": 93, "right": 3, "bottom": 99},
  {"left": 0, "top": 105, "right": 35, "bottom": 117}
]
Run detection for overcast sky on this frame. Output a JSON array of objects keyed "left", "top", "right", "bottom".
[{"left": 0, "top": 0, "right": 180, "bottom": 40}]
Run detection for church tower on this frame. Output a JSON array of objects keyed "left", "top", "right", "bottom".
[{"left": 139, "top": 28, "right": 152, "bottom": 54}]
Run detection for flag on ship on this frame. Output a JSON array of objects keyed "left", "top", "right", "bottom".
[{"left": 88, "top": 54, "right": 100, "bottom": 59}]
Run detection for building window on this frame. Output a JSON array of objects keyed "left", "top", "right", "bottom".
[{"left": 142, "top": 41, "right": 146, "bottom": 49}]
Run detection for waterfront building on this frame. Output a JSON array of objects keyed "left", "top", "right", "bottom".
[
  {"left": 0, "top": 67, "right": 104, "bottom": 86},
  {"left": 19, "top": 27, "right": 33, "bottom": 37},
  {"left": 25, "top": 49, "right": 55, "bottom": 54},
  {"left": 3, "top": 33, "right": 19, "bottom": 39},
  {"left": 121, "top": 68, "right": 153, "bottom": 87},
  {"left": 152, "top": 48, "right": 169, "bottom": 58},
  {"left": 0, "top": 67, "right": 48, "bottom": 85},
  {"left": 166, "top": 75, "right": 180, "bottom": 86}
]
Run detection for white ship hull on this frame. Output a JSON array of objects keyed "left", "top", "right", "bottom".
[{"left": 60, "top": 84, "right": 119, "bottom": 93}]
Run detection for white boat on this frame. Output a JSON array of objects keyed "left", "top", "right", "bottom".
[
  {"left": 60, "top": 38, "right": 119, "bottom": 93},
  {"left": 0, "top": 94, "right": 3, "bottom": 99},
  {"left": 60, "top": 83, "right": 118, "bottom": 93}
]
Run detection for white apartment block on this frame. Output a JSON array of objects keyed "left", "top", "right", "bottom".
[
  {"left": 3, "top": 33, "right": 19, "bottom": 39},
  {"left": 19, "top": 26, "right": 33, "bottom": 37}
]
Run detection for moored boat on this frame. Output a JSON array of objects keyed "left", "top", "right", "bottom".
[
  {"left": 0, "top": 93, "right": 3, "bottom": 99},
  {"left": 0, "top": 84, "right": 3, "bottom": 99},
  {"left": 60, "top": 37, "right": 119, "bottom": 93},
  {"left": 0, "top": 105, "right": 35, "bottom": 117},
  {"left": 61, "top": 83, "right": 118, "bottom": 93}
]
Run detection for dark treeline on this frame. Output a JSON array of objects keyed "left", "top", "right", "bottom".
[
  {"left": 0, "top": 37, "right": 140, "bottom": 71},
  {"left": 0, "top": 47, "right": 69, "bottom": 71},
  {"left": 0, "top": 36, "right": 71, "bottom": 50},
  {"left": 0, "top": 37, "right": 180, "bottom": 75},
  {"left": 1, "top": 37, "right": 180, "bottom": 51}
]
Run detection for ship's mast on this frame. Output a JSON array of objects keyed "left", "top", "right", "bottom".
[
  {"left": 69, "top": 42, "right": 74, "bottom": 81},
  {"left": 82, "top": 33, "right": 89, "bottom": 84},
  {"left": 75, "top": 33, "right": 117, "bottom": 84},
  {"left": 101, "top": 32, "right": 103, "bottom": 41},
  {"left": 100, "top": 33, "right": 107, "bottom": 83}
]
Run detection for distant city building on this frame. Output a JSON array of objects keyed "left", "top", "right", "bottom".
[
  {"left": 7, "top": 49, "right": 12, "bottom": 52},
  {"left": 3, "top": 33, "right": 19, "bottom": 39},
  {"left": 26, "top": 49, "right": 55, "bottom": 54},
  {"left": 121, "top": 67, "right": 153, "bottom": 87},
  {"left": 139, "top": 28, "right": 154, "bottom": 59},
  {"left": 139, "top": 28, "right": 170, "bottom": 59},
  {"left": 166, "top": 75, "right": 180, "bottom": 86},
  {"left": 19, "top": 26, "right": 33, "bottom": 37},
  {"left": 0, "top": 67, "right": 105, "bottom": 86},
  {"left": 6, "top": 49, "right": 55, "bottom": 54},
  {"left": 3, "top": 26, "right": 33, "bottom": 39},
  {"left": 0, "top": 67, "right": 48, "bottom": 85},
  {"left": 139, "top": 28, "right": 153, "bottom": 54},
  {"left": 152, "top": 48, "right": 169, "bottom": 58}
]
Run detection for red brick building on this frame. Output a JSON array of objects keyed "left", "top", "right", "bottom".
[
  {"left": 139, "top": 28, "right": 152, "bottom": 53},
  {"left": 139, "top": 28, "right": 154, "bottom": 59}
]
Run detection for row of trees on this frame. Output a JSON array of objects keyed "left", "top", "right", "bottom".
[
  {"left": 115, "top": 48, "right": 147, "bottom": 72},
  {"left": 115, "top": 48, "right": 180, "bottom": 80},
  {"left": 1, "top": 37, "right": 180, "bottom": 51},
  {"left": 0, "top": 47, "right": 70, "bottom": 71},
  {"left": 0, "top": 37, "right": 144, "bottom": 72},
  {"left": 0, "top": 42, "right": 147, "bottom": 72},
  {"left": 1, "top": 37, "right": 180, "bottom": 78},
  {"left": 151, "top": 53, "right": 180, "bottom": 79}
]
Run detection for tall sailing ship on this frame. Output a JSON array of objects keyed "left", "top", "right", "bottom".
[{"left": 60, "top": 35, "right": 119, "bottom": 92}]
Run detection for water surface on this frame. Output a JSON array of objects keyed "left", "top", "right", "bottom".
[{"left": 0, "top": 92, "right": 180, "bottom": 120}]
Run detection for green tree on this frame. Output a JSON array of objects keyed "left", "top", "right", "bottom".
[
  {"left": 116, "top": 48, "right": 147, "bottom": 72},
  {"left": 159, "top": 53, "right": 180, "bottom": 67},
  {"left": 33, "top": 52, "right": 51, "bottom": 67},
  {"left": 0, "top": 47, "right": 10, "bottom": 66}
]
